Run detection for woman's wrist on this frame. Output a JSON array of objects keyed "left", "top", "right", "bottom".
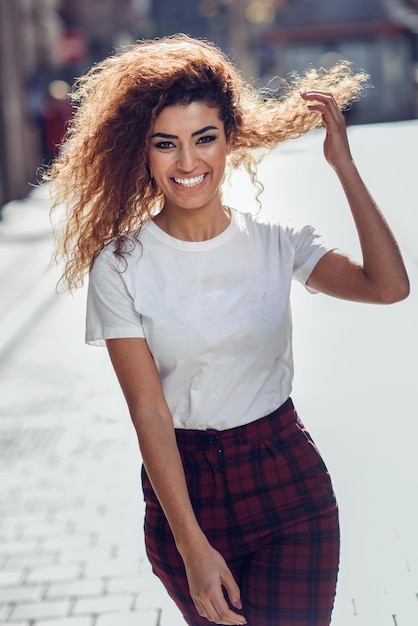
[{"left": 175, "top": 527, "right": 210, "bottom": 561}]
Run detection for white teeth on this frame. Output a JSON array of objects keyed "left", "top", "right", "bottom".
[{"left": 174, "top": 174, "right": 205, "bottom": 187}]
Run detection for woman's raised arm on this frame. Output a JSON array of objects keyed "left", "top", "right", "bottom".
[{"left": 302, "top": 90, "right": 410, "bottom": 304}]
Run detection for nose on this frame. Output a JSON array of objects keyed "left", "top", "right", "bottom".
[{"left": 177, "top": 145, "right": 198, "bottom": 172}]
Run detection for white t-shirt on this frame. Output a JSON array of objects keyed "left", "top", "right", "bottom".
[{"left": 86, "top": 208, "right": 329, "bottom": 430}]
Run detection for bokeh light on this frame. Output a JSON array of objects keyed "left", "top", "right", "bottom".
[{"left": 245, "top": 1, "right": 276, "bottom": 25}]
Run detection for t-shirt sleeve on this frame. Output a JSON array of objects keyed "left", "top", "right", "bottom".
[
  {"left": 85, "top": 249, "right": 145, "bottom": 346},
  {"left": 289, "top": 224, "right": 331, "bottom": 288}
]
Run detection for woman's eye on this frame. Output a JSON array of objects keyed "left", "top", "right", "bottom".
[
  {"left": 197, "top": 135, "right": 216, "bottom": 144},
  {"left": 155, "top": 141, "right": 175, "bottom": 150}
]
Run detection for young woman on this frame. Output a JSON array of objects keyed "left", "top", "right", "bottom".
[{"left": 46, "top": 35, "right": 409, "bottom": 626}]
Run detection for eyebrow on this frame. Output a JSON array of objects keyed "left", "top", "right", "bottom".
[{"left": 151, "top": 125, "right": 219, "bottom": 139}]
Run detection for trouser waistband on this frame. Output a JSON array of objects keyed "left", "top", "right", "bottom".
[{"left": 175, "top": 397, "right": 295, "bottom": 451}]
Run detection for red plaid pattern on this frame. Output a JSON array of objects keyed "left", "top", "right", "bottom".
[{"left": 142, "top": 398, "right": 340, "bottom": 625}]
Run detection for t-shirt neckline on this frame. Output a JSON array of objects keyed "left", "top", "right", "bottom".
[{"left": 145, "top": 207, "right": 238, "bottom": 251}]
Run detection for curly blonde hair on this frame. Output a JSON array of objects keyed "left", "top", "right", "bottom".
[{"left": 45, "top": 34, "right": 368, "bottom": 291}]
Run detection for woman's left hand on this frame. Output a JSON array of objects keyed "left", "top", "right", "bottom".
[{"left": 300, "top": 90, "right": 352, "bottom": 171}]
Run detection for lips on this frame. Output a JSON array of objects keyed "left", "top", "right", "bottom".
[{"left": 173, "top": 174, "right": 206, "bottom": 188}]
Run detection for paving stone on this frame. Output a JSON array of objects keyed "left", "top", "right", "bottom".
[
  {"left": 0, "top": 505, "right": 23, "bottom": 519},
  {"left": 0, "top": 585, "right": 45, "bottom": 603},
  {"left": 72, "top": 594, "right": 134, "bottom": 616},
  {"left": 0, "top": 541, "right": 43, "bottom": 556},
  {"left": 134, "top": 588, "right": 173, "bottom": 610},
  {"left": 35, "top": 618, "right": 93, "bottom": 626},
  {"left": 0, "top": 428, "right": 64, "bottom": 462},
  {"left": 0, "top": 533, "right": 17, "bottom": 545},
  {"left": 25, "top": 565, "right": 82, "bottom": 584},
  {"left": 0, "top": 515, "right": 51, "bottom": 532},
  {"left": 8, "top": 598, "right": 70, "bottom": 621},
  {"left": 41, "top": 536, "right": 93, "bottom": 552},
  {"left": 55, "top": 546, "right": 115, "bottom": 567},
  {"left": 0, "top": 604, "right": 11, "bottom": 622},
  {"left": 0, "top": 571, "right": 23, "bottom": 588},
  {"left": 4, "top": 554, "right": 58, "bottom": 569},
  {"left": 83, "top": 559, "right": 141, "bottom": 579},
  {"left": 105, "top": 576, "right": 142, "bottom": 594},
  {"left": 95, "top": 610, "right": 158, "bottom": 626},
  {"left": 46, "top": 579, "right": 105, "bottom": 599},
  {"left": 14, "top": 519, "right": 73, "bottom": 536}
]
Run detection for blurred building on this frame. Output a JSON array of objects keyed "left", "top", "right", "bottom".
[
  {"left": 150, "top": 0, "right": 418, "bottom": 123},
  {"left": 1, "top": 0, "right": 418, "bottom": 208},
  {"left": 0, "top": 0, "right": 48, "bottom": 208},
  {"left": 0, "top": 0, "right": 153, "bottom": 210},
  {"left": 261, "top": 0, "right": 418, "bottom": 123}
]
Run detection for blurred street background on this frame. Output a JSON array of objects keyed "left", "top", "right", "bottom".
[
  {"left": 1, "top": 1, "right": 418, "bottom": 625},
  {"left": 1, "top": 0, "right": 418, "bottom": 208}
]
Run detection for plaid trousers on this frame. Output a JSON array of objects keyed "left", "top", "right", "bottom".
[{"left": 141, "top": 398, "right": 340, "bottom": 625}]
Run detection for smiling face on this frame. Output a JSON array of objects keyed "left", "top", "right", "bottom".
[{"left": 148, "top": 101, "right": 229, "bottom": 216}]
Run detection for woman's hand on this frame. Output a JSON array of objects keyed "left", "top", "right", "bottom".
[
  {"left": 181, "top": 539, "right": 246, "bottom": 625},
  {"left": 300, "top": 90, "right": 352, "bottom": 171}
]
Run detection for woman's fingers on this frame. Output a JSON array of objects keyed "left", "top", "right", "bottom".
[
  {"left": 194, "top": 590, "right": 245, "bottom": 625},
  {"left": 300, "top": 90, "right": 352, "bottom": 168},
  {"left": 221, "top": 564, "right": 243, "bottom": 610},
  {"left": 185, "top": 545, "right": 246, "bottom": 624},
  {"left": 300, "top": 90, "right": 343, "bottom": 123}
]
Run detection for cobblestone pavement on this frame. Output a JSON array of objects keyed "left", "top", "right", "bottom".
[{"left": 0, "top": 190, "right": 184, "bottom": 626}]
